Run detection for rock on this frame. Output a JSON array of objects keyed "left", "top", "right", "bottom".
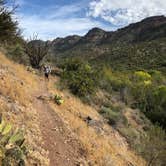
[{"left": 83, "top": 116, "right": 92, "bottom": 124}]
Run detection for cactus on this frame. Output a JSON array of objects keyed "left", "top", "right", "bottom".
[
  {"left": 2, "top": 124, "right": 12, "bottom": 135},
  {"left": 0, "top": 134, "right": 11, "bottom": 146},
  {"left": 0, "top": 118, "right": 26, "bottom": 166},
  {"left": 0, "top": 120, "right": 5, "bottom": 133},
  {"left": 9, "top": 130, "right": 24, "bottom": 145}
]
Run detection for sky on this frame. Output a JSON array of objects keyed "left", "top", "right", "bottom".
[{"left": 8, "top": 0, "right": 166, "bottom": 40}]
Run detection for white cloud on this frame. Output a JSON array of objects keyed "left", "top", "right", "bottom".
[
  {"left": 89, "top": 0, "right": 166, "bottom": 25},
  {"left": 18, "top": 14, "right": 110, "bottom": 40},
  {"left": 16, "top": 3, "right": 113, "bottom": 40},
  {"left": 48, "top": 4, "right": 83, "bottom": 19}
]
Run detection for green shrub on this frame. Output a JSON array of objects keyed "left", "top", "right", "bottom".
[
  {"left": 54, "top": 94, "right": 64, "bottom": 105},
  {"left": 7, "top": 44, "right": 28, "bottom": 65},
  {"left": 100, "top": 68, "right": 166, "bottom": 129},
  {"left": 135, "top": 125, "right": 166, "bottom": 166},
  {"left": 130, "top": 71, "right": 153, "bottom": 111},
  {"left": 61, "top": 58, "right": 99, "bottom": 97},
  {"left": 130, "top": 71, "right": 166, "bottom": 129},
  {"left": 145, "top": 85, "right": 166, "bottom": 128},
  {"left": 102, "top": 67, "right": 131, "bottom": 92},
  {"left": 100, "top": 105, "right": 128, "bottom": 126},
  {"left": 148, "top": 70, "right": 165, "bottom": 84},
  {"left": 133, "top": 71, "right": 152, "bottom": 82},
  {"left": 118, "top": 126, "right": 140, "bottom": 145}
]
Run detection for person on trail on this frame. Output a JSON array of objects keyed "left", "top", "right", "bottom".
[{"left": 44, "top": 65, "right": 51, "bottom": 81}]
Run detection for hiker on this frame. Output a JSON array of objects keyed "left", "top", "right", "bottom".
[{"left": 44, "top": 65, "right": 51, "bottom": 80}]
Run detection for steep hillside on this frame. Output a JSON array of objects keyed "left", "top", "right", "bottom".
[
  {"left": 0, "top": 52, "right": 146, "bottom": 165},
  {"left": 0, "top": 52, "right": 87, "bottom": 166},
  {"left": 47, "top": 78, "right": 146, "bottom": 166},
  {"left": 0, "top": 52, "right": 49, "bottom": 165},
  {"left": 52, "top": 35, "right": 81, "bottom": 51},
  {"left": 46, "top": 15, "right": 166, "bottom": 71}
]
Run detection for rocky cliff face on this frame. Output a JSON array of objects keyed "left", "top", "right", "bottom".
[
  {"left": 80, "top": 27, "right": 108, "bottom": 44},
  {"left": 51, "top": 35, "right": 81, "bottom": 51}
]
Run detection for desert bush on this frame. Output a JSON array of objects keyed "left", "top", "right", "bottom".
[
  {"left": 135, "top": 125, "right": 166, "bottom": 166},
  {"left": 7, "top": 44, "right": 28, "bottom": 65},
  {"left": 130, "top": 71, "right": 153, "bottom": 111},
  {"left": 101, "top": 67, "right": 132, "bottom": 104},
  {"left": 118, "top": 120, "right": 166, "bottom": 165},
  {"left": 129, "top": 71, "right": 166, "bottom": 128},
  {"left": 133, "top": 71, "right": 152, "bottom": 82},
  {"left": 100, "top": 69, "right": 166, "bottom": 129},
  {"left": 148, "top": 70, "right": 165, "bottom": 84},
  {"left": 145, "top": 85, "right": 166, "bottom": 129},
  {"left": 100, "top": 105, "right": 128, "bottom": 126},
  {"left": 61, "top": 58, "right": 100, "bottom": 97},
  {"left": 102, "top": 67, "right": 131, "bottom": 92},
  {"left": 118, "top": 126, "right": 140, "bottom": 146}
]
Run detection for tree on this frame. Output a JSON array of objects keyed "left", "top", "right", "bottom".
[
  {"left": 25, "top": 35, "right": 50, "bottom": 68},
  {"left": 0, "top": 0, "right": 20, "bottom": 44}
]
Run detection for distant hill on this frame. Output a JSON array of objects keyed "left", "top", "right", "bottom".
[{"left": 40, "top": 16, "right": 166, "bottom": 71}]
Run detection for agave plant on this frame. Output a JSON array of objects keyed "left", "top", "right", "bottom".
[
  {"left": 54, "top": 94, "right": 64, "bottom": 105},
  {"left": 0, "top": 118, "right": 27, "bottom": 166}
]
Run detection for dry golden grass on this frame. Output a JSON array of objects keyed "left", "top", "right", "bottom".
[
  {"left": 0, "top": 52, "right": 37, "bottom": 105},
  {"left": 0, "top": 52, "right": 145, "bottom": 166},
  {"left": 0, "top": 52, "right": 49, "bottom": 165},
  {"left": 48, "top": 77, "right": 146, "bottom": 166}
]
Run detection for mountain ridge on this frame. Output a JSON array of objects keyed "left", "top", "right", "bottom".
[
  {"left": 50, "top": 15, "right": 166, "bottom": 45},
  {"left": 31, "top": 15, "right": 166, "bottom": 71}
]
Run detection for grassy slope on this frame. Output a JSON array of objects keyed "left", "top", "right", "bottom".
[
  {"left": 0, "top": 52, "right": 49, "bottom": 165},
  {"left": 0, "top": 52, "right": 146, "bottom": 166},
  {"left": 48, "top": 78, "right": 146, "bottom": 165}
]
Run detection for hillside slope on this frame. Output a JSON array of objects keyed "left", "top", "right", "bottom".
[
  {"left": 0, "top": 52, "right": 146, "bottom": 165},
  {"left": 46, "top": 15, "right": 166, "bottom": 71},
  {"left": 0, "top": 52, "right": 49, "bottom": 165},
  {"left": 0, "top": 52, "right": 86, "bottom": 166}
]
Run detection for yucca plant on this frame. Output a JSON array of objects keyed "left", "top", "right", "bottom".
[{"left": 0, "top": 118, "right": 27, "bottom": 166}]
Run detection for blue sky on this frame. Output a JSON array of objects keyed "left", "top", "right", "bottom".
[{"left": 8, "top": 0, "right": 166, "bottom": 40}]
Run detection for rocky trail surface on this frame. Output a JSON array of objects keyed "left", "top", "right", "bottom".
[{"left": 33, "top": 80, "right": 85, "bottom": 166}]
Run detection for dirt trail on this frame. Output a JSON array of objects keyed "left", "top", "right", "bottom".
[{"left": 33, "top": 79, "right": 85, "bottom": 166}]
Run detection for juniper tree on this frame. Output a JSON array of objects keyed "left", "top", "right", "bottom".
[{"left": 0, "top": 0, "right": 20, "bottom": 44}]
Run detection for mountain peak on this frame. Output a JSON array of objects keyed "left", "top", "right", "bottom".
[
  {"left": 86, "top": 27, "right": 106, "bottom": 37},
  {"left": 88, "top": 27, "right": 105, "bottom": 33},
  {"left": 82, "top": 27, "right": 107, "bottom": 43}
]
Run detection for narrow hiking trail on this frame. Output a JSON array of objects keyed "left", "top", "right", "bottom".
[
  {"left": 33, "top": 78, "right": 85, "bottom": 166},
  {"left": 0, "top": 52, "right": 146, "bottom": 166}
]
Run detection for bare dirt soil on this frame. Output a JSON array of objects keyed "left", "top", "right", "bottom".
[{"left": 33, "top": 80, "right": 86, "bottom": 166}]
